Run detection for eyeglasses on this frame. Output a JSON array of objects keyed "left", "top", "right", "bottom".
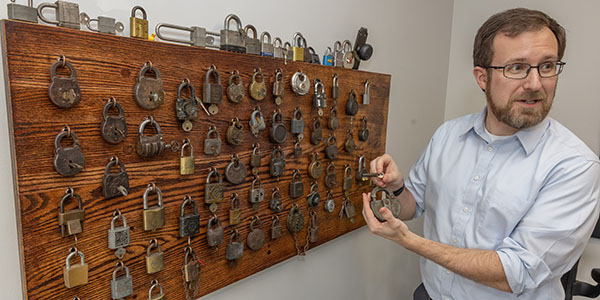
[{"left": 484, "top": 61, "right": 566, "bottom": 79}]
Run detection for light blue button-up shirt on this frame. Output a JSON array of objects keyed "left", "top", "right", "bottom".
[{"left": 405, "top": 108, "right": 600, "bottom": 300}]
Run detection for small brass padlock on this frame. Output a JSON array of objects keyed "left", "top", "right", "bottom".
[
  {"left": 58, "top": 187, "right": 85, "bottom": 237},
  {"left": 229, "top": 193, "right": 242, "bottom": 225},
  {"left": 130, "top": 5, "right": 148, "bottom": 39},
  {"left": 183, "top": 247, "right": 201, "bottom": 282},
  {"left": 308, "top": 152, "right": 323, "bottom": 179},
  {"left": 142, "top": 183, "right": 165, "bottom": 231},
  {"left": 145, "top": 239, "right": 165, "bottom": 274},
  {"left": 148, "top": 279, "right": 166, "bottom": 300},
  {"left": 63, "top": 249, "right": 88, "bottom": 288},
  {"left": 180, "top": 138, "right": 195, "bottom": 175}
]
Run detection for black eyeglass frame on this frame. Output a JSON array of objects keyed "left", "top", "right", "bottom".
[{"left": 484, "top": 61, "right": 566, "bottom": 79}]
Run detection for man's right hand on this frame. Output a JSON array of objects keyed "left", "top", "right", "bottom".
[{"left": 369, "top": 154, "right": 404, "bottom": 191}]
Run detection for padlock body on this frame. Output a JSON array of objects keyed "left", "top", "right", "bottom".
[
  {"left": 98, "top": 16, "right": 117, "bottom": 34},
  {"left": 111, "top": 275, "right": 133, "bottom": 299},
  {"left": 63, "top": 263, "right": 88, "bottom": 288},
  {"left": 292, "top": 46, "right": 304, "bottom": 61},
  {"left": 229, "top": 208, "right": 241, "bottom": 225},
  {"left": 176, "top": 97, "right": 198, "bottom": 121},
  {"left": 108, "top": 226, "right": 130, "bottom": 249},
  {"left": 204, "top": 139, "right": 222, "bottom": 155},
  {"left": 290, "top": 119, "right": 304, "bottom": 134},
  {"left": 146, "top": 252, "right": 165, "bottom": 274},
  {"left": 179, "top": 214, "right": 200, "bottom": 237},
  {"left": 323, "top": 55, "right": 333, "bottom": 66},
  {"left": 134, "top": 77, "right": 165, "bottom": 110},
  {"left": 49, "top": 77, "right": 81, "bottom": 108},
  {"left": 184, "top": 261, "right": 200, "bottom": 282},
  {"left": 289, "top": 181, "right": 304, "bottom": 199},
  {"left": 220, "top": 29, "right": 246, "bottom": 53},
  {"left": 130, "top": 17, "right": 148, "bottom": 39},
  {"left": 143, "top": 206, "right": 166, "bottom": 231},
  {"left": 205, "top": 183, "right": 224, "bottom": 204},
  {"left": 203, "top": 83, "right": 223, "bottom": 104},
  {"left": 56, "top": 1, "right": 80, "bottom": 29},
  {"left": 207, "top": 227, "right": 225, "bottom": 247},
  {"left": 226, "top": 242, "right": 244, "bottom": 260},
  {"left": 54, "top": 146, "right": 85, "bottom": 176},
  {"left": 137, "top": 135, "right": 166, "bottom": 157},
  {"left": 7, "top": 3, "right": 38, "bottom": 23},
  {"left": 180, "top": 155, "right": 195, "bottom": 175},
  {"left": 271, "top": 224, "right": 282, "bottom": 240},
  {"left": 247, "top": 229, "right": 265, "bottom": 250},
  {"left": 249, "top": 188, "right": 265, "bottom": 204},
  {"left": 245, "top": 38, "right": 261, "bottom": 55},
  {"left": 103, "top": 172, "right": 129, "bottom": 199},
  {"left": 101, "top": 116, "right": 127, "bottom": 144}
]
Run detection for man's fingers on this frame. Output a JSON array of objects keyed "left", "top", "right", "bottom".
[{"left": 380, "top": 206, "right": 397, "bottom": 224}]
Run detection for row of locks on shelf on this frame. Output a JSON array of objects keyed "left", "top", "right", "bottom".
[{"left": 9, "top": 2, "right": 373, "bottom": 69}]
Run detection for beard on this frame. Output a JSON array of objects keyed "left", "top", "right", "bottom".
[{"left": 485, "top": 77, "right": 554, "bottom": 129}]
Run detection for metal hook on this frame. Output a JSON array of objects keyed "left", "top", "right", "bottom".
[
  {"left": 113, "top": 209, "right": 121, "bottom": 217},
  {"left": 58, "top": 55, "right": 66, "bottom": 67},
  {"left": 63, "top": 125, "right": 71, "bottom": 137}
]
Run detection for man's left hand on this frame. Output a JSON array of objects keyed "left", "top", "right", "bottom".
[{"left": 362, "top": 192, "right": 414, "bottom": 247}]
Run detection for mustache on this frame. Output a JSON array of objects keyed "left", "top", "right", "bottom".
[{"left": 513, "top": 91, "right": 545, "bottom": 100}]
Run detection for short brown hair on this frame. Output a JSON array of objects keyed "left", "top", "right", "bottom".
[{"left": 473, "top": 8, "right": 566, "bottom": 67}]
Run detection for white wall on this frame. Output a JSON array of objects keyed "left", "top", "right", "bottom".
[
  {"left": 446, "top": 1, "right": 600, "bottom": 299},
  {"left": 0, "top": 0, "right": 454, "bottom": 299}
]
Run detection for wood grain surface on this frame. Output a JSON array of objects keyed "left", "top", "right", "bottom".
[{"left": 1, "top": 19, "right": 390, "bottom": 300}]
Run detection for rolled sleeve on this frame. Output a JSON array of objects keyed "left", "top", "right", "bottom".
[{"left": 496, "top": 159, "right": 600, "bottom": 294}]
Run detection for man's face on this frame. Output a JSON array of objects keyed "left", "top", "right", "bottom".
[{"left": 478, "top": 27, "right": 559, "bottom": 131}]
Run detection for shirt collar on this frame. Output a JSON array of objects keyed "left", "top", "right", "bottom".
[{"left": 459, "top": 107, "right": 550, "bottom": 156}]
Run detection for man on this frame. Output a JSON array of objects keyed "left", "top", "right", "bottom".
[{"left": 363, "top": 8, "right": 600, "bottom": 300}]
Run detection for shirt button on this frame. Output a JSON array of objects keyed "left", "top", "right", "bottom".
[
  {"left": 445, "top": 298, "right": 451, "bottom": 300},
  {"left": 463, "top": 207, "right": 469, "bottom": 213},
  {"left": 488, "top": 146, "right": 493, "bottom": 151},
  {"left": 473, "top": 175, "right": 480, "bottom": 181},
  {"left": 452, "top": 238, "right": 458, "bottom": 243},
  {"left": 446, "top": 270, "right": 451, "bottom": 275}
]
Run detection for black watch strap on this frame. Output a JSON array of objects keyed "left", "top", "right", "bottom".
[{"left": 393, "top": 182, "right": 405, "bottom": 197}]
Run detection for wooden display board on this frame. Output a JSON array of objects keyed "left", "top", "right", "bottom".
[{"left": 1, "top": 19, "right": 390, "bottom": 300}]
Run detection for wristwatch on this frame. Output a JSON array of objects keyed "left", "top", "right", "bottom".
[{"left": 393, "top": 180, "right": 405, "bottom": 197}]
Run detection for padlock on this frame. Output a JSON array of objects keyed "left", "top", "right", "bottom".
[
  {"left": 308, "top": 47, "right": 320, "bottom": 64},
  {"left": 183, "top": 247, "right": 201, "bottom": 282},
  {"left": 250, "top": 143, "right": 262, "bottom": 173},
  {"left": 111, "top": 262, "right": 133, "bottom": 299},
  {"left": 155, "top": 22, "right": 211, "bottom": 47},
  {"left": 325, "top": 163, "right": 337, "bottom": 189},
  {"left": 207, "top": 215, "right": 225, "bottom": 248},
  {"left": 342, "top": 40, "right": 355, "bottom": 69},
  {"left": 325, "top": 135, "right": 338, "bottom": 160},
  {"left": 306, "top": 181, "right": 321, "bottom": 207},
  {"left": 294, "top": 140, "right": 302, "bottom": 157},
  {"left": 101, "top": 98, "right": 127, "bottom": 144},
  {"left": 180, "top": 139, "right": 195, "bottom": 175},
  {"left": 308, "top": 152, "right": 323, "bottom": 179},
  {"left": 323, "top": 47, "right": 334, "bottom": 66},
  {"left": 81, "top": 14, "right": 124, "bottom": 35},
  {"left": 249, "top": 107, "right": 266, "bottom": 137},
  {"left": 247, "top": 216, "right": 266, "bottom": 250},
  {"left": 203, "top": 65, "right": 223, "bottom": 114},
  {"left": 370, "top": 186, "right": 402, "bottom": 222},
  {"left": 7, "top": 0, "right": 38, "bottom": 23},
  {"left": 260, "top": 31, "right": 274, "bottom": 56},
  {"left": 145, "top": 239, "right": 164, "bottom": 274},
  {"left": 270, "top": 109, "right": 287, "bottom": 144},
  {"left": 269, "top": 146, "right": 286, "bottom": 177},
  {"left": 356, "top": 155, "right": 368, "bottom": 182},
  {"left": 108, "top": 212, "right": 130, "bottom": 249},
  {"left": 226, "top": 229, "right": 244, "bottom": 261},
  {"left": 313, "top": 80, "right": 327, "bottom": 115},
  {"left": 248, "top": 176, "right": 265, "bottom": 210},
  {"left": 290, "top": 70, "right": 310, "bottom": 96},
  {"left": 149, "top": 280, "right": 166, "bottom": 300},
  {"left": 58, "top": 188, "right": 85, "bottom": 237},
  {"left": 227, "top": 70, "right": 245, "bottom": 104},
  {"left": 344, "top": 130, "right": 356, "bottom": 153},
  {"left": 359, "top": 117, "right": 370, "bottom": 141},
  {"left": 310, "top": 118, "right": 323, "bottom": 145},
  {"left": 37, "top": 0, "right": 80, "bottom": 29},
  {"left": 134, "top": 61, "right": 165, "bottom": 110},
  {"left": 324, "top": 190, "right": 335, "bottom": 213},
  {"left": 225, "top": 154, "right": 247, "bottom": 185},
  {"left": 286, "top": 204, "right": 304, "bottom": 234},
  {"left": 136, "top": 116, "right": 169, "bottom": 157},
  {"left": 363, "top": 80, "right": 371, "bottom": 105},
  {"left": 328, "top": 106, "right": 340, "bottom": 130},
  {"left": 272, "top": 68, "right": 285, "bottom": 105},
  {"left": 290, "top": 107, "right": 304, "bottom": 135},
  {"left": 48, "top": 56, "right": 81, "bottom": 108},
  {"left": 249, "top": 68, "right": 267, "bottom": 101},
  {"left": 344, "top": 196, "right": 357, "bottom": 222},
  {"left": 102, "top": 156, "right": 129, "bottom": 199},
  {"left": 289, "top": 169, "right": 304, "bottom": 199},
  {"left": 220, "top": 14, "right": 246, "bottom": 53},
  {"left": 273, "top": 37, "right": 285, "bottom": 59},
  {"left": 332, "top": 73, "right": 340, "bottom": 100},
  {"left": 63, "top": 249, "right": 88, "bottom": 288},
  {"left": 269, "top": 187, "right": 283, "bottom": 212},
  {"left": 301, "top": 35, "right": 312, "bottom": 62},
  {"left": 229, "top": 193, "right": 242, "bottom": 225},
  {"left": 203, "top": 125, "right": 221, "bottom": 156},
  {"left": 53, "top": 127, "right": 84, "bottom": 176},
  {"left": 333, "top": 41, "right": 343, "bottom": 68},
  {"left": 284, "top": 42, "right": 292, "bottom": 62},
  {"left": 271, "top": 216, "right": 283, "bottom": 240},
  {"left": 179, "top": 195, "right": 200, "bottom": 237},
  {"left": 244, "top": 24, "right": 261, "bottom": 55},
  {"left": 343, "top": 165, "right": 353, "bottom": 192},
  {"left": 292, "top": 32, "right": 306, "bottom": 62},
  {"left": 175, "top": 78, "right": 198, "bottom": 132},
  {"left": 346, "top": 90, "right": 359, "bottom": 116},
  {"left": 129, "top": 5, "right": 148, "bottom": 39},
  {"left": 142, "top": 183, "right": 165, "bottom": 231},
  {"left": 308, "top": 211, "right": 319, "bottom": 243},
  {"left": 205, "top": 167, "right": 225, "bottom": 208},
  {"left": 226, "top": 117, "right": 245, "bottom": 145}
]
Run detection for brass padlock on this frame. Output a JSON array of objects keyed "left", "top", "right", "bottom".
[
  {"left": 142, "top": 183, "right": 165, "bottom": 231},
  {"left": 130, "top": 5, "right": 148, "bottom": 39},
  {"left": 308, "top": 152, "right": 323, "bottom": 179},
  {"left": 328, "top": 106, "right": 340, "bottom": 130},
  {"left": 145, "top": 239, "right": 164, "bottom": 274},
  {"left": 183, "top": 247, "right": 201, "bottom": 282},
  {"left": 292, "top": 32, "right": 306, "bottom": 62},
  {"left": 343, "top": 164, "right": 354, "bottom": 192},
  {"left": 205, "top": 167, "right": 225, "bottom": 212},
  {"left": 356, "top": 155, "right": 368, "bottom": 182},
  {"left": 229, "top": 193, "right": 242, "bottom": 225},
  {"left": 344, "top": 130, "right": 356, "bottom": 153},
  {"left": 63, "top": 249, "right": 88, "bottom": 288},
  {"left": 58, "top": 187, "right": 85, "bottom": 237},
  {"left": 149, "top": 279, "right": 166, "bottom": 300},
  {"left": 180, "top": 138, "right": 195, "bottom": 175}
]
